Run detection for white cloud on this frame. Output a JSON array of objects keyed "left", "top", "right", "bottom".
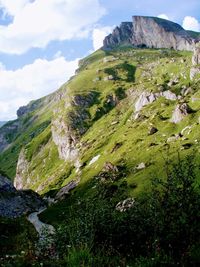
[
  {"left": 0, "top": 0, "right": 29, "bottom": 16},
  {"left": 157, "top": 14, "right": 169, "bottom": 20},
  {"left": 0, "top": 57, "right": 79, "bottom": 120},
  {"left": 0, "top": 0, "right": 106, "bottom": 54},
  {"left": 182, "top": 16, "right": 200, "bottom": 31},
  {"left": 92, "top": 26, "right": 114, "bottom": 51}
]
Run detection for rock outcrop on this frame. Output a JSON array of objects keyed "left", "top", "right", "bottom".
[
  {"left": 190, "top": 42, "right": 200, "bottom": 80},
  {"left": 0, "top": 175, "right": 45, "bottom": 218},
  {"left": 14, "top": 149, "right": 30, "bottom": 190},
  {"left": 192, "top": 42, "right": 200, "bottom": 65},
  {"left": 171, "top": 103, "right": 192, "bottom": 123},
  {"left": 51, "top": 117, "right": 79, "bottom": 163},
  {"left": 134, "top": 90, "right": 177, "bottom": 114},
  {"left": 103, "top": 16, "right": 198, "bottom": 51}
]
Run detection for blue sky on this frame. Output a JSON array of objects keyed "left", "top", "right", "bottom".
[{"left": 0, "top": 0, "right": 200, "bottom": 120}]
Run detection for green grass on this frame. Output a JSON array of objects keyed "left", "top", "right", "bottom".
[{"left": 0, "top": 47, "right": 199, "bottom": 193}]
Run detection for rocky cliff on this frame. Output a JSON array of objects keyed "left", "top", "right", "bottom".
[{"left": 103, "top": 16, "right": 199, "bottom": 51}]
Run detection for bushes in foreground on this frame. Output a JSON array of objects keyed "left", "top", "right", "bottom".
[{"left": 55, "top": 157, "right": 200, "bottom": 266}]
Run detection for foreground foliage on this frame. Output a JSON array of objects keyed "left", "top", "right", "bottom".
[{"left": 39, "top": 157, "right": 200, "bottom": 266}]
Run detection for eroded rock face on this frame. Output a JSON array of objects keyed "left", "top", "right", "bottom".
[
  {"left": 190, "top": 43, "right": 200, "bottom": 80},
  {"left": 103, "top": 16, "right": 196, "bottom": 51},
  {"left": 192, "top": 43, "right": 200, "bottom": 65},
  {"left": 135, "top": 92, "right": 159, "bottom": 112},
  {"left": 14, "top": 149, "right": 30, "bottom": 190},
  {"left": 134, "top": 90, "right": 178, "bottom": 115},
  {"left": 51, "top": 117, "right": 79, "bottom": 163},
  {"left": 103, "top": 22, "right": 133, "bottom": 48}
]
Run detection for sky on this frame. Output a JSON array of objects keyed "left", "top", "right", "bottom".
[{"left": 0, "top": 0, "right": 200, "bottom": 121}]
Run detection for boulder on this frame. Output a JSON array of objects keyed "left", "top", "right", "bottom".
[
  {"left": 116, "top": 198, "right": 135, "bottom": 212},
  {"left": 161, "top": 90, "right": 177, "bottom": 100},
  {"left": 171, "top": 103, "right": 192, "bottom": 123},
  {"left": 136, "top": 162, "right": 146, "bottom": 170},
  {"left": 135, "top": 92, "right": 159, "bottom": 112},
  {"left": 190, "top": 67, "right": 200, "bottom": 80},
  {"left": 148, "top": 127, "right": 158, "bottom": 135}
]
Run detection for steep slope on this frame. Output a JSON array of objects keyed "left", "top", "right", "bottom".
[
  {"left": 1, "top": 45, "right": 200, "bottom": 196},
  {"left": 103, "top": 16, "right": 200, "bottom": 50},
  {"left": 1, "top": 30, "right": 200, "bottom": 265}
]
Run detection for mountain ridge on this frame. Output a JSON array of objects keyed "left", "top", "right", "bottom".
[{"left": 103, "top": 15, "right": 200, "bottom": 50}]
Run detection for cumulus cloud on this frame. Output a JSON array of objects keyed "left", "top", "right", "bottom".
[
  {"left": 157, "top": 14, "right": 169, "bottom": 20},
  {"left": 0, "top": 56, "right": 79, "bottom": 120},
  {"left": 0, "top": 0, "right": 106, "bottom": 54},
  {"left": 182, "top": 16, "right": 200, "bottom": 31},
  {"left": 92, "top": 26, "right": 114, "bottom": 51}
]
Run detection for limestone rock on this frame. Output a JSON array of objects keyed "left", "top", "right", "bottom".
[
  {"left": 116, "top": 198, "right": 135, "bottom": 212},
  {"left": 103, "top": 22, "right": 133, "bottom": 48},
  {"left": 190, "top": 67, "right": 200, "bottom": 80},
  {"left": 136, "top": 162, "right": 146, "bottom": 170},
  {"left": 190, "top": 43, "right": 200, "bottom": 80},
  {"left": 161, "top": 90, "right": 177, "bottom": 100},
  {"left": 192, "top": 42, "right": 200, "bottom": 65},
  {"left": 14, "top": 149, "right": 30, "bottom": 190},
  {"left": 103, "top": 16, "right": 196, "bottom": 51},
  {"left": 171, "top": 103, "right": 192, "bottom": 123},
  {"left": 51, "top": 117, "right": 79, "bottom": 162},
  {"left": 135, "top": 92, "right": 159, "bottom": 112}
]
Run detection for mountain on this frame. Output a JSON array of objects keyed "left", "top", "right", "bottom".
[
  {"left": 0, "top": 16, "right": 200, "bottom": 266},
  {"left": 0, "top": 121, "right": 6, "bottom": 128},
  {"left": 103, "top": 16, "right": 200, "bottom": 50}
]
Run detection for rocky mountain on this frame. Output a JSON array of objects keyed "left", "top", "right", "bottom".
[
  {"left": 103, "top": 16, "right": 200, "bottom": 50},
  {"left": 0, "top": 16, "right": 200, "bottom": 266}
]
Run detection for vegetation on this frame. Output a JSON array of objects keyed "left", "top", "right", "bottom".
[{"left": 1, "top": 46, "right": 200, "bottom": 265}]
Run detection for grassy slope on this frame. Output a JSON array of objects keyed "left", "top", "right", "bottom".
[
  {"left": 1, "top": 47, "right": 200, "bottom": 265},
  {"left": 1, "top": 47, "right": 200, "bottom": 195}
]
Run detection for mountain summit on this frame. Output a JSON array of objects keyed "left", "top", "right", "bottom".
[{"left": 103, "top": 16, "right": 200, "bottom": 50}]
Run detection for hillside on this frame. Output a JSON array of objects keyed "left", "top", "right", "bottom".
[
  {"left": 1, "top": 47, "right": 200, "bottom": 194},
  {"left": 0, "top": 16, "right": 200, "bottom": 266},
  {"left": 0, "top": 121, "right": 6, "bottom": 128}
]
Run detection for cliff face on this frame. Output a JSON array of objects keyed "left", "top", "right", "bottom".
[
  {"left": 103, "top": 16, "right": 198, "bottom": 51},
  {"left": 103, "top": 22, "right": 133, "bottom": 48}
]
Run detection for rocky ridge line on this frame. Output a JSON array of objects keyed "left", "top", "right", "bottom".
[{"left": 103, "top": 16, "right": 199, "bottom": 51}]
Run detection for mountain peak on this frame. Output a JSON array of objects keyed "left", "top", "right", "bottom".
[{"left": 103, "top": 15, "right": 200, "bottom": 51}]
